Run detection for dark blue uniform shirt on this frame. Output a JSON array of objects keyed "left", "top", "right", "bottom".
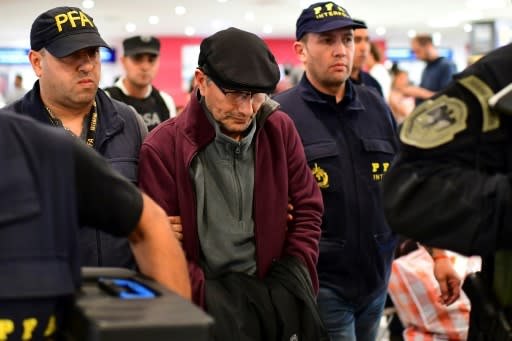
[{"left": 274, "top": 75, "right": 398, "bottom": 305}]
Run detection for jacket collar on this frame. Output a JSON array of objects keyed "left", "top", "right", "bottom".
[
  {"left": 297, "top": 74, "right": 366, "bottom": 112},
  {"left": 19, "top": 81, "right": 124, "bottom": 150}
]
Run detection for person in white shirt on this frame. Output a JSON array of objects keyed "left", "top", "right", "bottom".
[{"left": 366, "top": 42, "right": 391, "bottom": 101}]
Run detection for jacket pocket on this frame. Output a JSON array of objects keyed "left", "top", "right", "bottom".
[
  {"left": 304, "top": 141, "right": 339, "bottom": 162},
  {"left": 361, "top": 138, "right": 395, "bottom": 155},
  {"left": 361, "top": 138, "right": 396, "bottom": 187},
  {"left": 304, "top": 141, "right": 340, "bottom": 192},
  {"left": 109, "top": 157, "right": 138, "bottom": 183}
]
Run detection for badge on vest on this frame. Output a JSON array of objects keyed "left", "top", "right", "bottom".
[
  {"left": 400, "top": 95, "right": 468, "bottom": 149},
  {"left": 311, "top": 163, "right": 329, "bottom": 188}
]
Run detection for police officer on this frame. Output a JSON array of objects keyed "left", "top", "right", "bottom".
[
  {"left": 382, "top": 43, "right": 512, "bottom": 340},
  {"left": 0, "top": 110, "right": 190, "bottom": 341},
  {"left": 7, "top": 7, "right": 148, "bottom": 269},
  {"left": 273, "top": 3, "right": 398, "bottom": 340},
  {"left": 105, "top": 35, "right": 177, "bottom": 131}
]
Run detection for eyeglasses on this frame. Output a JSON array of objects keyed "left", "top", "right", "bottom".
[{"left": 216, "top": 84, "right": 267, "bottom": 107}]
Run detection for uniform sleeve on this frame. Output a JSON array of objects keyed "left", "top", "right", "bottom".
[
  {"left": 72, "top": 139, "right": 143, "bottom": 236},
  {"left": 381, "top": 80, "right": 512, "bottom": 257},
  {"left": 283, "top": 116, "right": 324, "bottom": 293}
]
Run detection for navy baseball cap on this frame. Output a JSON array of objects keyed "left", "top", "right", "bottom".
[
  {"left": 296, "top": 2, "right": 367, "bottom": 40},
  {"left": 30, "top": 6, "right": 110, "bottom": 58}
]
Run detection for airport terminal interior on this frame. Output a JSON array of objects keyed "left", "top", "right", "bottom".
[{"left": 1, "top": 0, "right": 511, "bottom": 340}]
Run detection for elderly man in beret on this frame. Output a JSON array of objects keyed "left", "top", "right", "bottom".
[{"left": 138, "top": 27, "right": 326, "bottom": 339}]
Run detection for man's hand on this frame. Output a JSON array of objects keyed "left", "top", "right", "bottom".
[
  {"left": 169, "top": 216, "right": 183, "bottom": 242},
  {"left": 433, "top": 256, "right": 461, "bottom": 305}
]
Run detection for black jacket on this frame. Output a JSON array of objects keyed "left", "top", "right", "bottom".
[
  {"left": 382, "top": 42, "right": 512, "bottom": 341},
  {"left": 205, "top": 256, "right": 328, "bottom": 341}
]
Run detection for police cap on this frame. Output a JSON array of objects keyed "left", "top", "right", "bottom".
[{"left": 30, "top": 6, "right": 110, "bottom": 58}]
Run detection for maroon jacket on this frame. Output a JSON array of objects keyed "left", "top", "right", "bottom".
[{"left": 138, "top": 94, "right": 323, "bottom": 306}]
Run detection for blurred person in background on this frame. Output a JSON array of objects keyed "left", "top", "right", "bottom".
[
  {"left": 105, "top": 35, "right": 176, "bottom": 131},
  {"left": 366, "top": 42, "right": 391, "bottom": 101},
  {"left": 388, "top": 69, "right": 416, "bottom": 124},
  {"left": 5, "top": 74, "right": 28, "bottom": 104},
  {"left": 350, "top": 19, "right": 383, "bottom": 97},
  {"left": 399, "top": 34, "right": 457, "bottom": 105}
]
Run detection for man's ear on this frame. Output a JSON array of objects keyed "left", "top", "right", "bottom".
[
  {"left": 28, "top": 50, "right": 43, "bottom": 77},
  {"left": 195, "top": 69, "right": 207, "bottom": 96},
  {"left": 293, "top": 41, "right": 307, "bottom": 64},
  {"left": 120, "top": 55, "right": 128, "bottom": 68}
]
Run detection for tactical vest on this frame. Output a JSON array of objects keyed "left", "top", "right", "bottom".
[
  {"left": 105, "top": 86, "right": 169, "bottom": 131},
  {"left": 0, "top": 114, "right": 80, "bottom": 339}
]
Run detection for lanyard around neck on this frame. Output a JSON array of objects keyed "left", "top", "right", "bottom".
[{"left": 46, "top": 101, "right": 98, "bottom": 148}]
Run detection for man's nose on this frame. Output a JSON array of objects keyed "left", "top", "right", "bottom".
[{"left": 77, "top": 52, "right": 95, "bottom": 71}]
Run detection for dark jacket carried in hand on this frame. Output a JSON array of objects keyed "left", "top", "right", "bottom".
[{"left": 205, "top": 256, "right": 329, "bottom": 341}]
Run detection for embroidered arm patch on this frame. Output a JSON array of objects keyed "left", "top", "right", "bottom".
[{"left": 400, "top": 95, "right": 468, "bottom": 149}]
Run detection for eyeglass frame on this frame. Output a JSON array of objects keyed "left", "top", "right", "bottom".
[{"left": 204, "top": 75, "right": 267, "bottom": 106}]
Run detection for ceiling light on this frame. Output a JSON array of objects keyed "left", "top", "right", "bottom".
[
  {"left": 175, "top": 6, "right": 186, "bottom": 16},
  {"left": 263, "top": 24, "right": 273, "bottom": 34},
  {"left": 244, "top": 11, "right": 255, "bottom": 21},
  {"left": 376, "top": 27, "right": 386, "bottom": 36},
  {"left": 82, "top": 0, "right": 94, "bottom": 9},
  {"left": 466, "top": 0, "right": 507, "bottom": 9},
  {"left": 299, "top": 0, "right": 317, "bottom": 9},
  {"left": 211, "top": 19, "right": 224, "bottom": 31},
  {"left": 218, "top": 0, "right": 228, "bottom": 3},
  {"left": 428, "top": 19, "right": 459, "bottom": 28},
  {"left": 407, "top": 29, "right": 416, "bottom": 38},
  {"left": 464, "top": 24, "right": 473, "bottom": 32},
  {"left": 148, "top": 16, "right": 159, "bottom": 25},
  {"left": 125, "top": 23, "right": 136, "bottom": 33},
  {"left": 185, "top": 26, "right": 196, "bottom": 36},
  {"left": 432, "top": 32, "right": 442, "bottom": 46}
]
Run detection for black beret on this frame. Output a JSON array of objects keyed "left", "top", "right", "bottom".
[{"left": 198, "top": 27, "right": 280, "bottom": 94}]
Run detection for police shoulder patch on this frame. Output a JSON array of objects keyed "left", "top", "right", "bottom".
[{"left": 400, "top": 95, "right": 468, "bottom": 149}]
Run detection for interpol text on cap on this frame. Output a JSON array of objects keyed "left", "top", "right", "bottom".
[{"left": 295, "top": 2, "right": 367, "bottom": 40}]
